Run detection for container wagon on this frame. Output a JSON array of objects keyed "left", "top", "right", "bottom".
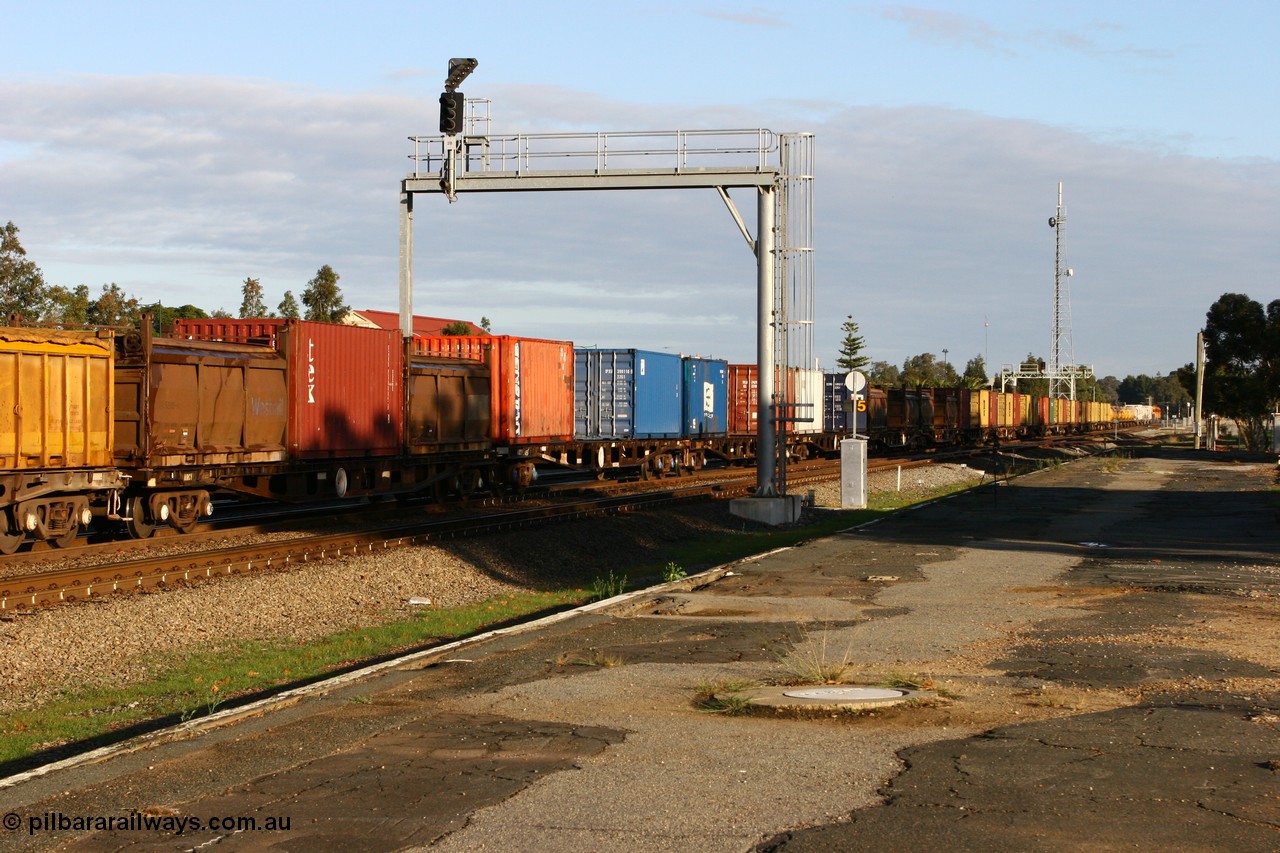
[{"left": 0, "top": 327, "right": 124, "bottom": 550}]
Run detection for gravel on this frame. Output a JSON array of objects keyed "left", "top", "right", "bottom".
[{"left": 0, "top": 464, "right": 987, "bottom": 714}]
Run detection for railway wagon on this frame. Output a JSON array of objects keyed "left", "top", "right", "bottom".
[
  {"left": 0, "top": 327, "right": 125, "bottom": 550},
  {"left": 155, "top": 319, "right": 496, "bottom": 517},
  {"left": 175, "top": 319, "right": 403, "bottom": 458},
  {"left": 884, "top": 388, "right": 933, "bottom": 449},
  {"left": 116, "top": 324, "right": 288, "bottom": 533},
  {"left": 930, "top": 387, "right": 970, "bottom": 445}
]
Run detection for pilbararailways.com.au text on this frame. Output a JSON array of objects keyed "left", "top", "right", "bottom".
[{"left": 6, "top": 810, "right": 291, "bottom": 836}]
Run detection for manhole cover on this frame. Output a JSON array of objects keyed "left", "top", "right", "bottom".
[
  {"left": 783, "top": 687, "right": 905, "bottom": 701},
  {"left": 738, "top": 684, "right": 933, "bottom": 710}
]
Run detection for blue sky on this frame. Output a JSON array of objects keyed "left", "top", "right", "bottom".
[{"left": 3, "top": 1, "right": 1277, "bottom": 377}]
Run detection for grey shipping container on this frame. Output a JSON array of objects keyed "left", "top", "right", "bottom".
[{"left": 575, "top": 349, "right": 683, "bottom": 439}]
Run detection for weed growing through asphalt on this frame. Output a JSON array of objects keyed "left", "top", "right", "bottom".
[
  {"left": 662, "top": 561, "right": 688, "bottom": 583},
  {"left": 577, "top": 650, "right": 624, "bottom": 668},
  {"left": 774, "top": 623, "right": 854, "bottom": 685},
  {"left": 693, "top": 678, "right": 760, "bottom": 715}
]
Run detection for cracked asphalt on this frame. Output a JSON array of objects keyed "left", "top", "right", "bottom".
[{"left": 1, "top": 447, "right": 1276, "bottom": 852}]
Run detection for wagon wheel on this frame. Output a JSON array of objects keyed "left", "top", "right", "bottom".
[
  {"left": 125, "top": 496, "right": 156, "bottom": 539},
  {"left": 0, "top": 526, "right": 23, "bottom": 555}
]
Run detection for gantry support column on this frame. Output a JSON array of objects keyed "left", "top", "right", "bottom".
[
  {"left": 398, "top": 187, "right": 414, "bottom": 335},
  {"left": 756, "top": 185, "right": 777, "bottom": 497}
]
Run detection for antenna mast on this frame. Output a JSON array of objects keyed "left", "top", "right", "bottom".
[{"left": 1048, "top": 181, "right": 1075, "bottom": 399}]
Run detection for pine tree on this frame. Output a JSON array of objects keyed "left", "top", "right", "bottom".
[{"left": 836, "top": 316, "right": 870, "bottom": 372}]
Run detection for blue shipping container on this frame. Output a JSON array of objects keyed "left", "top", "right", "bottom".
[
  {"left": 682, "top": 357, "right": 729, "bottom": 436},
  {"left": 575, "top": 349, "right": 683, "bottom": 439},
  {"left": 824, "top": 372, "right": 870, "bottom": 435},
  {"left": 824, "top": 372, "right": 852, "bottom": 433}
]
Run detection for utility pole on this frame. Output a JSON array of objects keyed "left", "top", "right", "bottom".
[{"left": 1194, "top": 331, "right": 1205, "bottom": 450}]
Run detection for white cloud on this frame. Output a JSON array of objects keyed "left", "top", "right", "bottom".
[{"left": 2, "top": 74, "right": 1276, "bottom": 377}]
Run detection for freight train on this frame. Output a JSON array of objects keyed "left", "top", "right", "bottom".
[{"left": 0, "top": 318, "right": 1156, "bottom": 552}]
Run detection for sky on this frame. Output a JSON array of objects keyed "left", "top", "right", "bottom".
[{"left": 2, "top": 1, "right": 1277, "bottom": 379}]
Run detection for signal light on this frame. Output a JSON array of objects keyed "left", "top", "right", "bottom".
[{"left": 439, "top": 91, "right": 465, "bottom": 135}]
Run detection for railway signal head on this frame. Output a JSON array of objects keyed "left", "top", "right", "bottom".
[
  {"left": 439, "top": 91, "right": 465, "bottom": 135},
  {"left": 444, "top": 57, "right": 478, "bottom": 92}
]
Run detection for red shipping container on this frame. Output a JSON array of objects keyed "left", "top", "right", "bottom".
[
  {"left": 727, "top": 364, "right": 758, "bottom": 434},
  {"left": 174, "top": 319, "right": 403, "bottom": 458},
  {"left": 411, "top": 335, "right": 573, "bottom": 444}
]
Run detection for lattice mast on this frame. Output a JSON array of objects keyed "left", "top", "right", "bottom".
[
  {"left": 771, "top": 133, "right": 816, "bottom": 495},
  {"left": 1048, "top": 181, "right": 1075, "bottom": 399}
]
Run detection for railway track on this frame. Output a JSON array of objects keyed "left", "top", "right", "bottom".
[
  {"left": 0, "top": 437, "right": 1137, "bottom": 613},
  {"left": 0, "top": 472, "right": 774, "bottom": 613}
]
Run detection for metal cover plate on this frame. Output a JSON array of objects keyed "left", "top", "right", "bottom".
[{"left": 783, "top": 687, "right": 905, "bottom": 701}]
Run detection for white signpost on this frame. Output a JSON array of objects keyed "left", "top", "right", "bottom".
[{"left": 841, "top": 371, "right": 868, "bottom": 508}]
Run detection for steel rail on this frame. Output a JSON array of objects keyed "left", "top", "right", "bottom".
[{"left": 0, "top": 485, "right": 742, "bottom": 612}]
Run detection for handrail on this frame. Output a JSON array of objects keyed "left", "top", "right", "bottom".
[{"left": 409, "top": 128, "right": 778, "bottom": 177}]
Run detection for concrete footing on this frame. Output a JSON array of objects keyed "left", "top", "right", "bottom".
[{"left": 729, "top": 494, "right": 804, "bottom": 526}]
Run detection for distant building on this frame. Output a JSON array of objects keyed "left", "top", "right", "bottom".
[{"left": 341, "top": 309, "right": 487, "bottom": 336}]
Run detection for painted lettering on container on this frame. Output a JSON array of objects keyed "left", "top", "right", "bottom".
[
  {"left": 307, "top": 338, "right": 316, "bottom": 404},
  {"left": 512, "top": 341, "right": 521, "bottom": 437}
]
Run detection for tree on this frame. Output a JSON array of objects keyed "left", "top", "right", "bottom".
[
  {"left": 865, "top": 360, "right": 900, "bottom": 386},
  {"left": 441, "top": 320, "right": 473, "bottom": 335},
  {"left": 961, "top": 355, "right": 989, "bottom": 390},
  {"left": 140, "top": 302, "right": 208, "bottom": 334},
  {"left": 301, "top": 265, "right": 348, "bottom": 322},
  {"left": 835, "top": 316, "right": 870, "bottom": 373},
  {"left": 900, "top": 353, "right": 947, "bottom": 387},
  {"left": 45, "top": 284, "right": 92, "bottom": 325},
  {"left": 1189, "top": 292, "right": 1280, "bottom": 449},
  {"left": 277, "top": 290, "right": 301, "bottom": 319},
  {"left": 1095, "top": 375, "right": 1121, "bottom": 405},
  {"left": 479, "top": 316, "right": 492, "bottom": 332},
  {"left": 239, "top": 277, "right": 270, "bottom": 318},
  {"left": 0, "top": 221, "right": 50, "bottom": 321},
  {"left": 86, "top": 283, "right": 141, "bottom": 327}
]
